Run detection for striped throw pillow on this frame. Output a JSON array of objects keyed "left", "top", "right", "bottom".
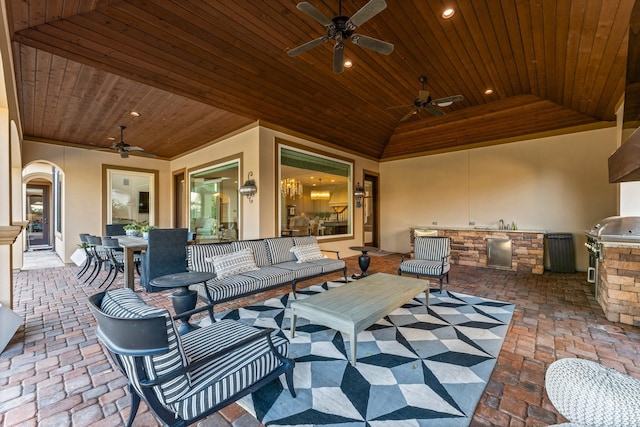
[
  {"left": 290, "top": 244, "right": 325, "bottom": 263},
  {"left": 206, "top": 247, "right": 259, "bottom": 278}
]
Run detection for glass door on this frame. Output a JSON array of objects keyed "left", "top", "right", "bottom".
[{"left": 26, "top": 184, "right": 51, "bottom": 249}]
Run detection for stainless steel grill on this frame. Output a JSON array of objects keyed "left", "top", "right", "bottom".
[
  {"left": 586, "top": 216, "right": 640, "bottom": 242},
  {"left": 584, "top": 216, "right": 640, "bottom": 293}
]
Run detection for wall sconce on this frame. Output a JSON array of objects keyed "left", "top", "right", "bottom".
[
  {"left": 239, "top": 171, "right": 257, "bottom": 203},
  {"left": 354, "top": 182, "right": 365, "bottom": 208}
]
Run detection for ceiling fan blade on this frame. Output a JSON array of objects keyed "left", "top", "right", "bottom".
[
  {"left": 425, "top": 104, "right": 446, "bottom": 117},
  {"left": 401, "top": 109, "right": 419, "bottom": 121},
  {"left": 349, "top": 34, "right": 394, "bottom": 55},
  {"left": 120, "top": 150, "right": 129, "bottom": 159},
  {"left": 418, "top": 90, "right": 429, "bottom": 102},
  {"left": 297, "top": 2, "right": 335, "bottom": 29},
  {"left": 386, "top": 104, "right": 414, "bottom": 110},
  {"left": 333, "top": 42, "right": 345, "bottom": 74},
  {"left": 287, "top": 37, "right": 329, "bottom": 57},
  {"left": 432, "top": 94, "right": 464, "bottom": 105},
  {"left": 346, "top": 0, "right": 387, "bottom": 30},
  {"left": 124, "top": 146, "right": 145, "bottom": 152},
  {"left": 131, "top": 151, "right": 157, "bottom": 158}
]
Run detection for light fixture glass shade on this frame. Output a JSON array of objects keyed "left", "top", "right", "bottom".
[
  {"left": 239, "top": 171, "right": 257, "bottom": 202},
  {"left": 354, "top": 182, "right": 365, "bottom": 208},
  {"left": 310, "top": 190, "right": 331, "bottom": 200},
  {"left": 281, "top": 178, "right": 303, "bottom": 198}
]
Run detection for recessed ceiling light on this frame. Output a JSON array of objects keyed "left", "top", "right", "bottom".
[
  {"left": 344, "top": 59, "right": 353, "bottom": 68},
  {"left": 484, "top": 88, "right": 494, "bottom": 95},
  {"left": 107, "top": 136, "right": 116, "bottom": 141},
  {"left": 130, "top": 111, "right": 140, "bottom": 117},
  {"left": 442, "top": 8, "right": 455, "bottom": 19}
]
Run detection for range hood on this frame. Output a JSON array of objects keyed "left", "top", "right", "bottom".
[{"left": 609, "top": 129, "right": 640, "bottom": 183}]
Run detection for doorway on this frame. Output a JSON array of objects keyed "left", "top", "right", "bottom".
[
  {"left": 363, "top": 172, "right": 379, "bottom": 247},
  {"left": 174, "top": 171, "right": 185, "bottom": 228},
  {"left": 26, "top": 184, "right": 51, "bottom": 249}
]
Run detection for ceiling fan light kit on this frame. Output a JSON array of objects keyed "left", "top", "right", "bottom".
[
  {"left": 288, "top": 0, "right": 394, "bottom": 74},
  {"left": 388, "top": 76, "right": 464, "bottom": 121},
  {"left": 107, "top": 125, "right": 156, "bottom": 158}
]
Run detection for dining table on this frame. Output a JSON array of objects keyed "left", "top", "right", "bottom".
[{"left": 116, "top": 235, "right": 148, "bottom": 290}]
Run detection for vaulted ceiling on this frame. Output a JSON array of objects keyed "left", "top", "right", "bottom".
[{"left": 7, "top": 0, "right": 633, "bottom": 160}]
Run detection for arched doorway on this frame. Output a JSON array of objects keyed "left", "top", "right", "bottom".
[{"left": 22, "top": 161, "right": 63, "bottom": 252}]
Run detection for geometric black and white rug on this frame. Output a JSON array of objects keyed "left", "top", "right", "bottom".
[{"left": 212, "top": 279, "right": 515, "bottom": 427}]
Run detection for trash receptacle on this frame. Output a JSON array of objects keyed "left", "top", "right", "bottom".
[{"left": 546, "top": 233, "right": 575, "bottom": 273}]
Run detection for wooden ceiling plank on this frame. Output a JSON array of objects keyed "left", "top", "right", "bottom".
[
  {"left": 552, "top": 0, "right": 571, "bottom": 105},
  {"left": 465, "top": 0, "right": 516, "bottom": 96},
  {"left": 515, "top": 0, "right": 539, "bottom": 97},
  {"left": 568, "top": 0, "right": 602, "bottom": 111},
  {"left": 501, "top": 0, "right": 530, "bottom": 94},
  {"left": 542, "top": 0, "right": 558, "bottom": 103},
  {"left": 528, "top": 0, "right": 547, "bottom": 99},
  {"left": 580, "top": 0, "right": 631, "bottom": 118}
]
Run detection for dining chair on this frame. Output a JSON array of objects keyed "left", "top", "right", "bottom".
[
  {"left": 100, "top": 236, "right": 125, "bottom": 290},
  {"left": 140, "top": 228, "right": 189, "bottom": 292}
]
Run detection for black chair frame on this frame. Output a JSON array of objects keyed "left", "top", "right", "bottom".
[{"left": 88, "top": 292, "right": 295, "bottom": 427}]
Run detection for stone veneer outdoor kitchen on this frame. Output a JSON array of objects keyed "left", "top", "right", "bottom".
[
  {"left": 410, "top": 227, "right": 545, "bottom": 275},
  {"left": 597, "top": 242, "right": 640, "bottom": 326}
]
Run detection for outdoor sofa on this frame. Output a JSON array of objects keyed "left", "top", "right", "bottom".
[{"left": 187, "top": 236, "right": 348, "bottom": 312}]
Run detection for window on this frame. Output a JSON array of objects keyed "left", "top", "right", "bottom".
[
  {"left": 189, "top": 160, "right": 239, "bottom": 242},
  {"left": 53, "top": 167, "right": 62, "bottom": 234},
  {"left": 279, "top": 144, "right": 353, "bottom": 238},
  {"left": 103, "top": 165, "right": 158, "bottom": 227}
]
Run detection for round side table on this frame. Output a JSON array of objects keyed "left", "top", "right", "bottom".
[
  {"left": 349, "top": 246, "right": 378, "bottom": 279},
  {"left": 150, "top": 271, "right": 215, "bottom": 334}
]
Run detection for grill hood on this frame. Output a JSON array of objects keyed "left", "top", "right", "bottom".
[{"left": 587, "top": 216, "right": 640, "bottom": 241}]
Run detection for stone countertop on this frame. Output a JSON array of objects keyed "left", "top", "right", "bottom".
[{"left": 412, "top": 226, "right": 547, "bottom": 234}]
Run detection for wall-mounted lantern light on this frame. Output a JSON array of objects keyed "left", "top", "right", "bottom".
[
  {"left": 239, "top": 171, "right": 257, "bottom": 203},
  {"left": 354, "top": 182, "right": 365, "bottom": 208}
]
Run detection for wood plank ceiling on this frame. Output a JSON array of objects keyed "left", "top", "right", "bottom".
[{"left": 6, "top": 0, "right": 633, "bottom": 160}]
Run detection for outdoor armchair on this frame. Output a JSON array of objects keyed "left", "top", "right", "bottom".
[
  {"left": 398, "top": 236, "right": 451, "bottom": 292},
  {"left": 89, "top": 288, "right": 295, "bottom": 427}
]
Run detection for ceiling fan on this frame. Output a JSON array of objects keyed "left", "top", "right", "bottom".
[
  {"left": 388, "top": 76, "right": 464, "bottom": 121},
  {"left": 108, "top": 125, "right": 156, "bottom": 158},
  {"left": 287, "top": 0, "right": 394, "bottom": 74}
]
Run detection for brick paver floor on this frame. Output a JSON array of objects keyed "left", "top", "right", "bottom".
[{"left": 2, "top": 252, "right": 640, "bottom": 426}]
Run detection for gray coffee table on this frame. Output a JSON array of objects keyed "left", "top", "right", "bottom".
[{"left": 290, "top": 273, "right": 429, "bottom": 366}]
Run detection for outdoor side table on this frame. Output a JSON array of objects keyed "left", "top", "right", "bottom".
[
  {"left": 349, "top": 246, "right": 378, "bottom": 279},
  {"left": 150, "top": 271, "right": 215, "bottom": 334}
]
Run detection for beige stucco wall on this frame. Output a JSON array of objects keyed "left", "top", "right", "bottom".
[
  {"left": 380, "top": 127, "right": 618, "bottom": 272},
  {"left": 170, "top": 125, "right": 379, "bottom": 257},
  {"left": 21, "top": 140, "right": 172, "bottom": 263}
]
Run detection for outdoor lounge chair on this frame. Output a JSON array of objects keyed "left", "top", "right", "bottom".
[
  {"left": 89, "top": 288, "right": 295, "bottom": 427},
  {"left": 545, "top": 358, "right": 640, "bottom": 426},
  {"left": 398, "top": 236, "right": 451, "bottom": 292},
  {"left": 140, "top": 228, "right": 189, "bottom": 292}
]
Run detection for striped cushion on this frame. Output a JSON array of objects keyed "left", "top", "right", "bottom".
[
  {"left": 414, "top": 237, "right": 450, "bottom": 262},
  {"left": 167, "top": 320, "right": 289, "bottom": 420},
  {"left": 232, "top": 240, "right": 270, "bottom": 267},
  {"left": 290, "top": 244, "right": 325, "bottom": 263},
  {"left": 207, "top": 247, "right": 259, "bottom": 279},
  {"left": 187, "top": 243, "right": 233, "bottom": 273},
  {"left": 274, "top": 261, "right": 323, "bottom": 279},
  {"left": 400, "top": 259, "right": 450, "bottom": 276},
  {"left": 101, "top": 289, "right": 190, "bottom": 405},
  {"left": 307, "top": 257, "right": 346, "bottom": 273},
  {"left": 265, "top": 237, "right": 296, "bottom": 265},
  {"left": 203, "top": 275, "right": 266, "bottom": 303},
  {"left": 239, "top": 266, "right": 296, "bottom": 288},
  {"left": 293, "top": 236, "right": 318, "bottom": 246}
]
